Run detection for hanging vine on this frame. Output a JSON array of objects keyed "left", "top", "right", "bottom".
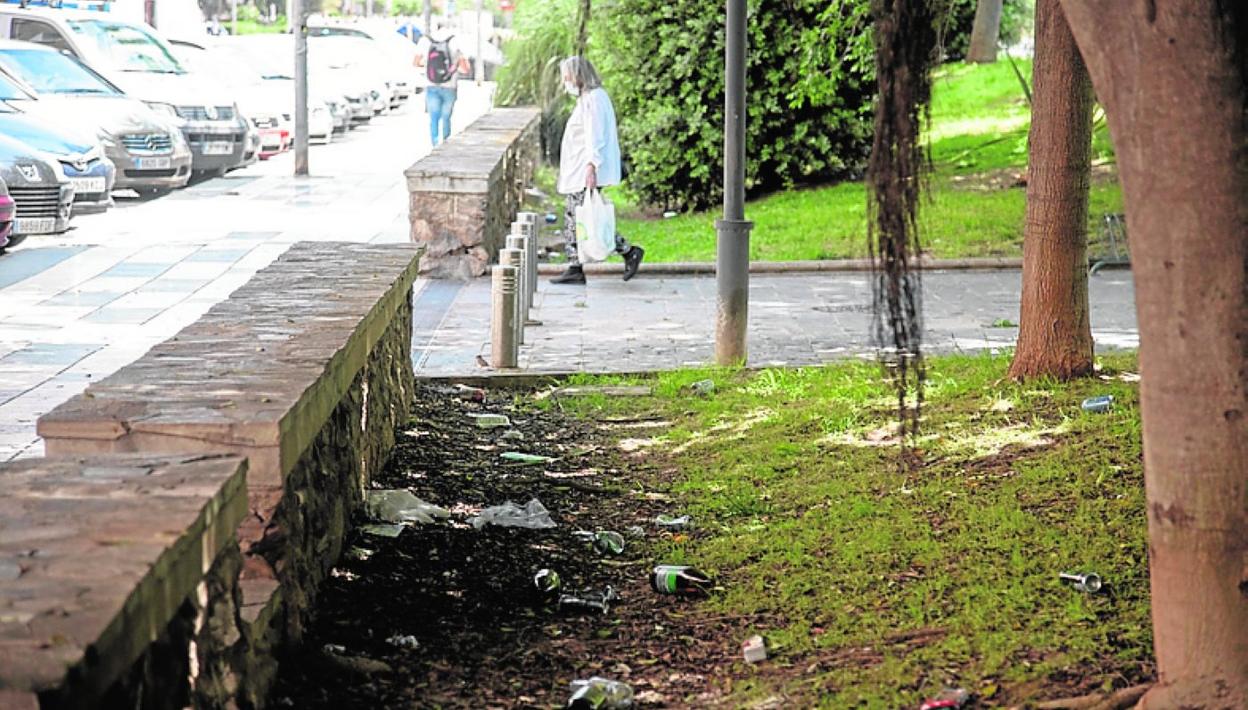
[{"left": 867, "top": 0, "right": 943, "bottom": 461}]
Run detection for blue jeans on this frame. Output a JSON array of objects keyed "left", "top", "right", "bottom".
[{"left": 426, "top": 85, "right": 456, "bottom": 145}]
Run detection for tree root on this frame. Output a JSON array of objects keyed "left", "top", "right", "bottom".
[{"left": 1009, "top": 684, "right": 1151, "bottom": 710}]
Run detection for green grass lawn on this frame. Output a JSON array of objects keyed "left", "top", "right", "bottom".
[
  {"left": 579, "top": 60, "right": 1122, "bottom": 263},
  {"left": 536, "top": 353, "right": 1151, "bottom": 706}
]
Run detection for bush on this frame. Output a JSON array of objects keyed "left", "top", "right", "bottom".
[
  {"left": 495, "top": 0, "right": 578, "bottom": 163},
  {"left": 595, "top": 0, "right": 875, "bottom": 210}
]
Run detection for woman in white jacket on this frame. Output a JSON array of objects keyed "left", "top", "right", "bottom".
[{"left": 550, "top": 56, "right": 645, "bottom": 285}]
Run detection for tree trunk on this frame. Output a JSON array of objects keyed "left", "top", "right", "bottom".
[
  {"left": 1058, "top": 1, "right": 1248, "bottom": 706},
  {"left": 1007, "top": 0, "right": 1094, "bottom": 381},
  {"left": 966, "top": 0, "right": 1004, "bottom": 63}
]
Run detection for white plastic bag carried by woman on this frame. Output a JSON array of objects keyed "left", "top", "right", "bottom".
[
  {"left": 574, "top": 189, "right": 616, "bottom": 263},
  {"left": 550, "top": 56, "right": 645, "bottom": 284}
]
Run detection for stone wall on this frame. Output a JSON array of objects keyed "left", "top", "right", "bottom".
[
  {"left": 0, "top": 454, "right": 248, "bottom": 710},
  {"left": 406, "top": 107, "right": 541, "bottom": 279},
  {"left": 27, "top": 242, "right": 422, "bottom": 709}
]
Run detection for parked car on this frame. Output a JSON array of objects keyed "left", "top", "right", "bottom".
[
  {"left": 310, "top": 35, "right": 396, "bottom": 116},
  {"left": 171, "top": 38, "right": 335, "bottom": 152},
  {"left": 0, "top": 40, "right": 192, "bottom": 195},
  {"left": 308, "top": 24, "right": 416, "bottom": 108},
  {"left": 225, "top": 35, "right": 363, "bottom": 133},
  {"left": 0, "top": 134, "right": 74, "bottom": 244},
  {"left": 0, "top": 65, "right": 112, "bottom": 212},
  {"left": 0, "top": 7, "right": 250, "bottom": 175},
  {"left": 0, "top": 178, "right": 15, "bottom": 253}
]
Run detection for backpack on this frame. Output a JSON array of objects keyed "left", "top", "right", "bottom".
[{"left": 426, "top": 37, "right": 455, "bottom": 85}]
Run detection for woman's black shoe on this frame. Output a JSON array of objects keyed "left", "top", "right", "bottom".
[
  {"left": 551, "top": 265, "right": 586, "bottom": 284},
  {"left": 622, "top": 246, "right": 645, "bottom": 281}
]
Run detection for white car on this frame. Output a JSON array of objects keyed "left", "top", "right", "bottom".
[
  {"left": 171, "top": 38, "right": 335, "bottom": 150},
  {"left": 0, "top": 7, "right": 249, "bottom": 175}
]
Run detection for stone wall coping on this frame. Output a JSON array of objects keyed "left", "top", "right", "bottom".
[
  {"left": 0, "top": 454, "right": 248, "bottom": 706},
  {"left": 37, "top": 243, "right": 422, "bottom": 489},
  {"left": 403, "top": 107, "right": 539, "bottom": 194}
]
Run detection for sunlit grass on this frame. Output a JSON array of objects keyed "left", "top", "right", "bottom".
[{"left": 538, "top": 352, "right": 1150, "bottom": 706}]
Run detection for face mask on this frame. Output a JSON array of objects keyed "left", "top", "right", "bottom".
[{"left": 563, "top": 80, "right": 579, "bottom": 96}]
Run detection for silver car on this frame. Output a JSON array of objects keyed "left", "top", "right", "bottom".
[
  {"left": 0, "top": 41, "right": 192, "bottom": 195},
  {"left": 0, "top": 134, "right": 73, "bottom": 244}
]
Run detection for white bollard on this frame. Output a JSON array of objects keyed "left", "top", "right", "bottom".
[
  {"left": 517, "top": 213, "right": 539, "bottom": 302},
  {"left": 490, "top": 264, "right": 518, "bottom": 369},
  {"left": 500, "top": 247, "right": 525, "bottom": 346}
]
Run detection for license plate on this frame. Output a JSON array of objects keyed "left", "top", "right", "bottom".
[
  {"left": 201, "top": 141, "right": 234, "bottom": 156},
  {"left": 15, "top": 217, "right": 55, "bottom": 234},
  {"left": 135, "top": 156, "right": 172, "bottom": 169},
  {"left": 71, "top": 177, "right": 106, "bottom": 194}
]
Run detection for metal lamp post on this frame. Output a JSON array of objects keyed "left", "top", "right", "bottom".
[
  {"left": 715, "top": 0, "right": 752, "bottom": 365},
  {"left": 293, "top": 0, "right": 309, "bottom": 176}
]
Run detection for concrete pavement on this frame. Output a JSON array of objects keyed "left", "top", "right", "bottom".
[
  {"left": 0, "top": 87, "right": 493, "bottom": 460},
  {"left": 412, "top": 269, "right": 1139, "bottom": 376}
]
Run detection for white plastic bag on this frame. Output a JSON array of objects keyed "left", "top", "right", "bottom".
[
  {"left": 575, "top": 190, "right": 616, "bottom": 263},
  {"left": 470, "top": 498, "right": 557, "bottom": 529}
]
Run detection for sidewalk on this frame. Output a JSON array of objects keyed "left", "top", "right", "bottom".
[
  {"left": 412, "top": 269, "right": 1140, "bottom": 377},
  {"left": 0, "top": 90, "right": 492, "bottom": 460}
]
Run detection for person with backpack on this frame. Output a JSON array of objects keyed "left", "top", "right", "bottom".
[
  {"left": 550, "top": 56, "right": 645, "bottom": 285},
  {"left": 413, "top": 23, "right": 470, "bottom": 146}
]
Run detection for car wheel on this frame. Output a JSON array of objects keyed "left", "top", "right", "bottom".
[{"left": 6, "top": 234, "right": 27, "bottom": 248}]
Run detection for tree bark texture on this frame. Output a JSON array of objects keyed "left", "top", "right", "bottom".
[
  {"left": 1058, "top": 1, "right": 1248, "bottom": 706},
  {"left": 967, "top": 0, "right": 1004, "bottom": 63},
  {"left": 1007, "top": 0, "right": 1094, "bottom": 381}
]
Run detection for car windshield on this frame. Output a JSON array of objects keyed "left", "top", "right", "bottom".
[
  {"left": 66, "top": 19, "right": 186, "bottom": 74},
  {"left": 0, "top": 71, "right": 34, "bottom": 102},
  {"left": 226, "top": 39, "right": 293, "bottom": 80},
  {"left": 0, "top": 48, "right": 119, "bottom": 95}
]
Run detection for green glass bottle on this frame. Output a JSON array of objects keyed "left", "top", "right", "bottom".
[{"left": 650, "top": 565, "right": 713, "bottom": 595}]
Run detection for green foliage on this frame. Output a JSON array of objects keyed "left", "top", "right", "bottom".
[
  {"left": 495, "top": 0, "right": 577, "bottom": 162},
  {"left": 550, "top": 352, "right": 1151, "bottom": 706},
  {"left": 601, "top": 59, "right": 1121, "bottom": 263},
  {"left": 595, "top": 0, "right": 875, "bottom": 210}
]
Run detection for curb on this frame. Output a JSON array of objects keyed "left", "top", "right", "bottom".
[{"left": 534, "top": 257, "right": 1025, "bottom": 275}]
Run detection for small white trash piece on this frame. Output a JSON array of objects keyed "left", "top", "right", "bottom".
[{"left": 742, "top": 635, "right": 767, "bottom": 663}]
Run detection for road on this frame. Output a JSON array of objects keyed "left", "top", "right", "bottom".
[{"left": 0, "top": 86, "right": 492, "bottom": 460}]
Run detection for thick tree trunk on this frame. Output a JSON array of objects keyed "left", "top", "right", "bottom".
[
  {"left": 967, "top": 0, "right": 1004, "bottom": 63},
  {"left": 1058, "top": 1, "right": 1248, "bottom": 706},
  {"left": 1007, "top": 0, "right": 1094, "bottom": 381}
]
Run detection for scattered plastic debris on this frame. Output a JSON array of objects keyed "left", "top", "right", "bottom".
[
  {"left": 322, "top": 643, "right": 346, "bottom": 655},
  {"left": 625, "top": 525, "right": 647, "bottom": 538},
  {"left": 386, "top": 634, "right": 419, "bottom": 649},
  {"left": 534, "top": 568, "right": 562, "bottom": 597},
  {"left": 471, "top": 498, "right": 557, "bottom": 529},
  {"left": 567, "top": 676, "right": 634, "bottom": 709},
  {"left": 663, "top": 210, "right": 678, "bottom": 219},
  {"left": 344, "top": 546, "right": 374, "bottom": 561},
  {"left": 559, "top": 586, "right": 619, "bottom": 615},
  {"left": 919, "top": 688, "right": 970, "bottom": 709},
  {"left": 470, "top": 413, "right": 512, "bottom": 429},
  {"left": 574, "top": 530, "right": 626, "bottom": 555},
  {"left": 742, "top": 635, "right": 767, "bottom": 663},
  {"left": 688, "top": 379, "right": 716, "bottom": 396},
  {"left": 500, "top": 452, "right": 556, "bottom": 465},
  {"left": 1081, "top": 395, "right": 1114, "bottom": 413},
  {"left": 359, "top": 523, "right": 405, "bottom": 538},
  {"left": 454, "top": 384, "right": 486, "bottom": 402},
  {"left": 365, "top": 490, "right": 450, "bottom": 525},
  {"left": 654, "top": 514, "right": 692, "bottom": 530},
  {"left": 501, "top": 429, "right": 525, "bottom": 442},
  {"left": 1059, "top": 571, "right": 1103, "bottom": 593},
  {"left": 650, "top": 565, "right": 714, "bottom": 595},
  {"left": 545, "top": 212, "right": 558, "bottom": 224}
]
